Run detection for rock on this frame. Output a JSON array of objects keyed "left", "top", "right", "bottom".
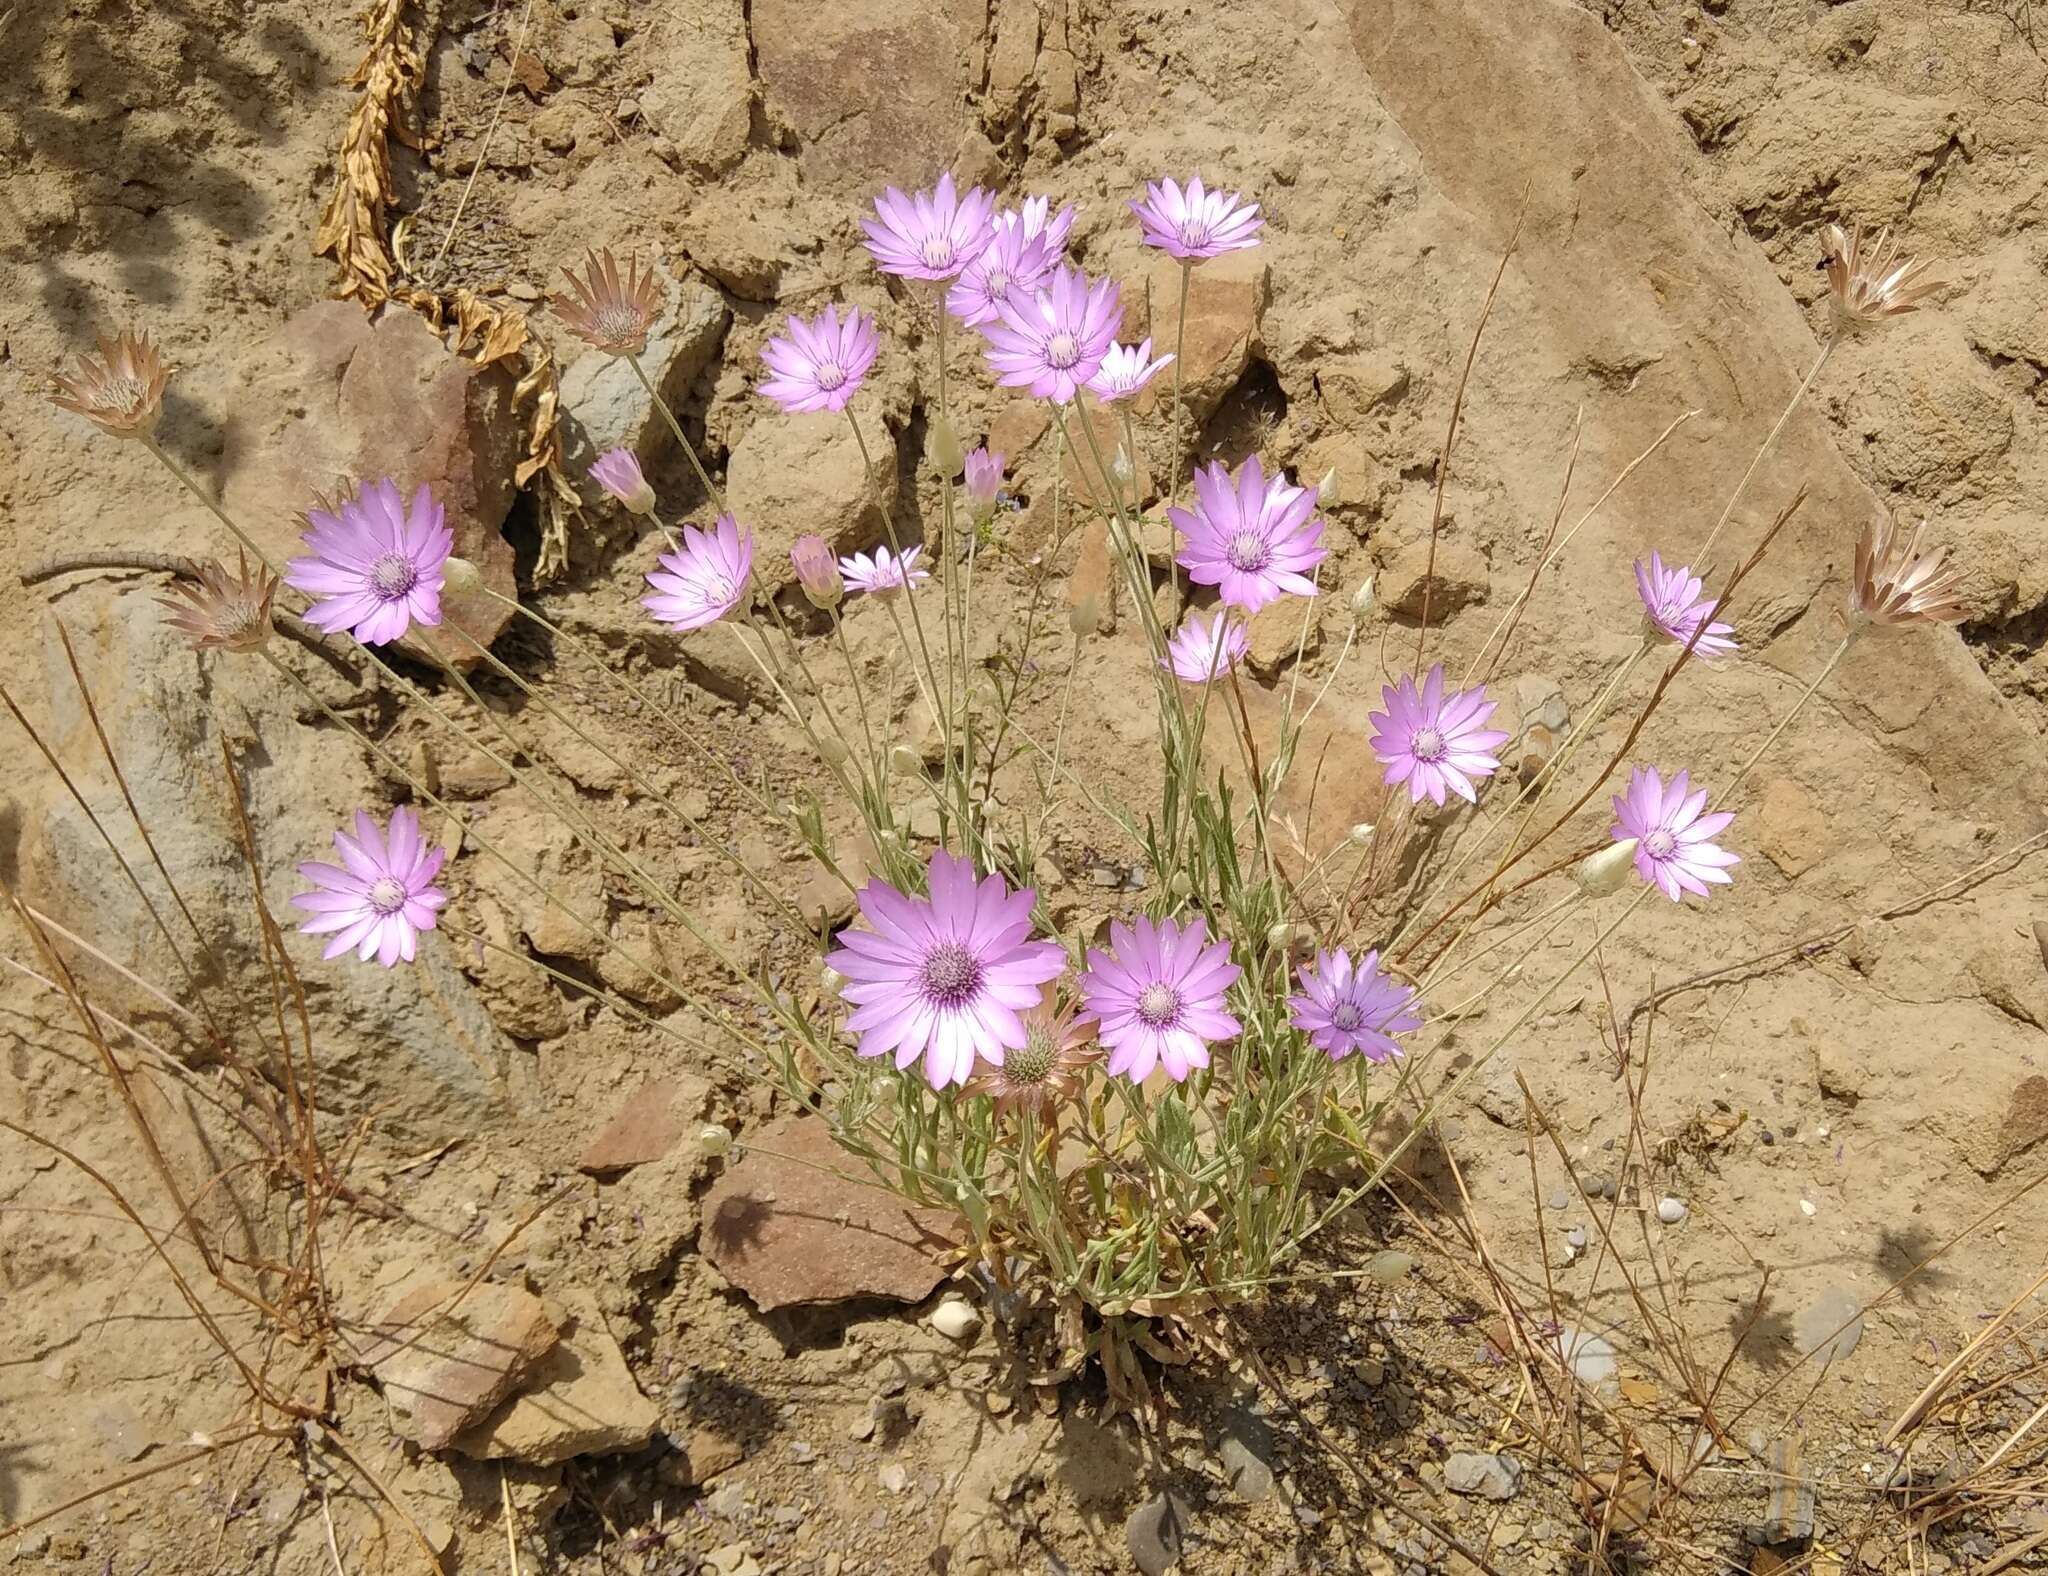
[
  {"left": 928, "top": 1297, "right": 981, "bottom": 1340},
  {"left": 638, "top": 0, "right": 752, "bottom": 175},
  {"left": 1960, "top": 1074, "right": 2048, "bottom": 1178},
  {"left": 1794, "top": 1287, "right": 1864, "bottom": 1365},
  {"left": 1657, "top": 1196, "right": 1688, "bottom": 1224},
  {"left": 879, "top": 1462, "right": 910, "bottom": 1494},
  {"left": 595, "top": 909, "right": 688, "bottom": 1011},
  {"left": 576, "top": 1076, "right": 713, "bottom": 1172},
  {"left": 1245, "top": 597, "right": 1322, "bottom": 676},
  {"left": 1555, "top": 1323, "right": 1617, "bottom": 1388},
  {"left": 1547, "top": 1189, "right": 1570, "bottom": 1211},
  {"left": 1746, "top": 1436, "right": 1815, "bottom": 1547},
  {"left": 1217, "top": 1408, "right": 1275, "bottom": 1503},
  {"left": 1317, "top": 356, "right": 1411, "bottom": 427},
  {"left": 221, "top": 301, "right": 522, "bottom": 668},
  {"left": 1468, "top": 1052, "right": 1525, "bottom": 1127},
  {"left": 452, "top": 1292, "right": 660, "bottom": 1463},
  {"left": 1064, "top": 518, "right": 1119, "bottom": 635},
  {"left": 1142, "top": 252, "right": 1269, "bottom": 423},
  {"left": 661, "top": 1426, "right": 744, "bottom": 1486},
  {"left": 557, "top": 272, "right": 730, "bottom": 494},
  {"left": 700, "top": 1115, "right": 958, "bottom": 1310},
  {"left": 359, "top": 1278, "right": 560, "bottom": 1451},
  {"left": 726, "top": 412, "right": 898, "bottom": 587},
  {"left": 1059, "top": 400, "right": 1154, "bottom": 511},
  {"left": 678, "top": 182, "right": 806, "bottom": 301},
  {"left": 1755, "top": 779, "right": 1828, "bottom": 880},
  {"left": 1125, "top": 1489, "right": 1192, "bottom": 1575},
  {"left": 1378, "top": 535, "right": 1490, "bottom": 621},
  {"left": 1443, "top": 1451, "right": 1522, "bottom": 1501}
]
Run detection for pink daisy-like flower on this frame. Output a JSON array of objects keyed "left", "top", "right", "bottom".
[
  {"left": 946, "top": 219, "right": 1060, "bottom": 328},
  {"left": 1169, "top": 456, "right": 1327, "bottom": 613},
  {"left": 1288, "top": 948, "right": 1421, "bottom": 1064},
  {"left": 1011, "top": 195, "right": 1077, "bottom": 253},
  {"left": 757, "top": 304, "right": 879, "bottom": 414},
  {"left": 963, "top": 447, "right": 1006, "bottom": 517},
  {"left": 1079, "top": 914, "right": 1242, "bottom": 1084},
  {"left": 982, "top": 264, "right": 1123, "bottom": 405},
  {"left": 291, "top": 806, "right": 448, "bottom": 967},
  {"left": 838, "top": 544, "right": 929, "bottom": 597},
  {"left": 1635, "top": 551, "right": 1736, "bottom": 658},
  {"left": 1609, "top": 766, "right": 1739, "bottom": 903},
  {"left": 1368, "top": 665, "right": 1511, "bottom": 807},
  {"left": 862, "top": 173, "right": 997, "bottom": 282},
  {"left": 825, "top": 849, "right": 1068, "bottom": 1089},
  {"left": 589, "top": 448, "right": 656, "bottom": 515},
  {"left": 1159, "top": 609, "right": 1249, "bottom": 685},
  {"left": 643, "top": 514, "right": 753, "bottom": 630},
  {"left": 1087, "top": 338, "right": 1175, "bottom": 403},
  {"left": 1130, "top": 175, "right": 1264, "bottom": 261},
  {"left": 285, "top": 479, "right": 453, "bottom": 647}
]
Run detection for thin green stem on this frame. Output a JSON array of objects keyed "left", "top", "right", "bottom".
[
  {"left": 627, "top": 352, "right": 729, "bottom": 516},
  {"left": 1723, "top": 632, "right": 1856, "bottom": 801}
]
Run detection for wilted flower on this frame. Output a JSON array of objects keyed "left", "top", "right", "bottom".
[
  {"left": 825, "top": 848, "right": 1067, "bottom": 1089},
  {"left": 1610, "top": 767, "right": 1738, "bottom": 902},
  {"left": 589, "top": 448, "right": 656, "bottom": 515},
  {"left": 1636, "top": 551, "right": 1737, "bottom": 657},
  {"left": 946, "top": 219, "right": 1060, "bottom": 327},
  {"left": 1080, "top": 914, "right": 1242, "bottom": 1084},
  {"left": 758, "top": 304, "right": 879, "bottom": 414},
  {"left": 789, "top": 533, "right": 844, "bottom": 609},
  {"left": 839, "top": 543, "right": 929, "bottom": 596},
  {"left": 1851, "top": 516, "right": 1965, "bottom": 628},
  {"left": 862, "top": 173, "right": 997, "bottom": 282},
  {"left": 157, "top": 554, "right": 277, "bottom": 653},
  {"left": 963, "top": 447, "right": 1006, "bottom": 519},
  {"left": 1288, "top": 948, "right": 1420, "bottom": 1064},
  {"left": 1368, "top": 665, "right": 1510, "bottom": 807},
  {"left": 1820, "top": 222, "right": 1943, "bottom": 331},
  {"left": 292, "top": 806, "right": 448, "bottom": 967},
  {"left": 51, "top": 328, "right": 169, "bottom": 439},
  {"left": 982, "top": 264, "right": 1123, "bottom": 404},
  {"left": 285, "top": 479, "right": 453, "bottom": 647},
  {"left": 1160, "top": 609, "right": 1249, "bottom": 684},
  {"left": 1170, "top": 456, "right": 1327, "bottom": 612},
  {"left": 644, "top": 515, "right": 752, "bottom": 630},
  {"left": 1086, "top": 338, "right": 1175, "bottom": 403},
  {"left": 963, "top": 997, "right": 1099, "bottom": 1118},
  {"left": 1130, "top": 175, "right": 1264, "bottom": 261},
  {"left": 550, "top": 250, "right": 663, "bottom": 357}
]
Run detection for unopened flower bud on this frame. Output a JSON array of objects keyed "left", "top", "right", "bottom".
[
  {"left": 887, "top": 744, "right": 923, "bottom": 778},
  {"left": 963, "top": 446, "right": 1005, "bottom": 522},
  {"left": 1317, "top": 467, "right": 1340, "bottom": 507},
  {"left": 1067, "top": 594, "right": 1101, "bottom": 637},
  {"left": 1348, "top": 822, "right": 1376, "bottom": 846},
  {"left": 1574, "top": 838, "right": 1638, "bottom": 897},
  {"left": 926, "top": 412, "right": 966, "bottom": 479},
  {"left": 817, "top": 734, "right": 851, "bottom": 766},
  {"left": 441, "top": 555, "right": 482, "bottom": 594},
  {"left": 697, "top": 1123, "right": 732, "bottom": 1156},
  {"left": 1111, "top": 445, "right": 1134, "bottom": 484},
  {"left": 589, "top": 447, "right": 657, "bottom": 516},
  {"left": 789, "top": 533, "right": 843, "bottom": 609},
  {"left": 1350, "top": 576, "right": 1377, "bottom": 621},
  {"left": 1266, "top": 921, "right": 1303, "bottom": 952},
  {"left": 1168, "top": 870, "right": 1194, "bottom": 898},
  {"left": 820, "top": 964, "right": 847, "bottom": 995}
]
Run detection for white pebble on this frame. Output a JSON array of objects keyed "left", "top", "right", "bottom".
[
  {"left": 1656, "top": 1196, "right": 1688, "bottom": 1225},
  {"left": 929, "top": 1297, "right": 981, "bottom": 1341},
  {"left": 1799, "top": 1198, "right": 1817, "bottom": 1217}
]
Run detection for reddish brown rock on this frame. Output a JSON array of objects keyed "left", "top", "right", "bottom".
[
  {"left": 701, "top": 1115, "right": 958, "bottom": 1311},
  {"left": 358, "top": 1278, "right": 559, "bottom": 1450},
  {"left": 451, "top": 1292, "right": 660, "bottom": 1464},
  {"left": 1139, "top": 252, "right": 1270, "bottom": 423},
  {"left": 576, "top": 1077, "right": 712, "bottom": 1173}
]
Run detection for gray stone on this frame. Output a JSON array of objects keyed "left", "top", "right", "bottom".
[
  {"left": 1794, "top": 1287, "right": 1864, "bottom": 1364},
  {"left": 1443, "top": 1451, "right": 1522, "bottom": 1501},
  {"left": 1125, "top": 1490, "right": 1192, "bottom": 1575},
  {"left": 1657, "top": 1195, "right": 1689, "bottom": 1224},
  {"left": 1216, "top": 1408, "right": 1274, "bottom": 1503},
  {"left": 556, "top": 272, "right": 729, "bottom": 493}
]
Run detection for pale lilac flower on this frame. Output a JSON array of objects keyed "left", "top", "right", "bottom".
[
  {"left": 1130, "top": 175, "right": 1263, "bottom": 261},
  {"left": 963, "top": 447, "right": 1006, "bottom": 516},
  {"left": 1635, "top": 551, "right": 1736, "bottom": 657},
  {"left": 1080, "top": 914, "right": 1242, "bottom": 1084},
  {"left": 1368, "top": 665, "right": 1511, "bottom": 807},
  {"left": 862, "top": 173, "right": 997, "bottom": 282},
  {"left": 589, "top": 448, "right": 656, "bottom": 515},
  {"left": 1169, "top": 456, "right": 1326, "bottom": 612},
  {"left": 285, "top": 479, "right": 452, "bottom": 647},
  {"left": 292, "top": 806, "right": 448, "bottom": 968},
  {"left": 1160, "top": 609, "right": 1248, "bottom": 685},
  {"left": 643, "top": 514, "right": 752, "bottom": 630},
  {"left": 1011, "top": 195, "right": 1077, "bottom": 253},
  {"left": 790, "top": 534, "right": 843, "bottom": 609},
  {"left": 1087, "top": 338, "right": 1175, "bottom": 403},
  {"left": 1610, "top": 767, "right": 1739, "bottom": 903},
  {"left": 1288, "top": 948, "right": 1420, "bottom": 1064},
  {"left": 757, "top": 304, "right": 879, "bottom": 414},
  {"left": 946, "top": 220, "right": 1060, "bottom": 328},
  {"left": 826, "top": 849, "right": 1067, "bottom": 1089},
  {"left": 838, "top": 544, "right": 929, "bottom": 596},
  {"left": 982, "top": 264, "right": 1122, "bottom": 405}
]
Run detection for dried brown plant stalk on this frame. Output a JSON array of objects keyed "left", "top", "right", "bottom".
[{"left": 313, "top": 0, "right": 425, "bottom": 307}]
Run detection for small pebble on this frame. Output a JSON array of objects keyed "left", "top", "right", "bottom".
[
  {"left": 1657, "top": 1196, "right": 1688, "bottom": 1225},
  {"left": 878, "top": 1463, "right": 909, "bottom": 1494},
  {"left": 506, "top": 279, "right": 540, "bottom": 301},
  {"left": 1566, "top": 1226, "right": 1587, "bottom": 1251},
  {"left": 1546, "top": 1189, "right": 1570, "bottom": 1211},
  {"left": 1759, "top": 1129, "right": 1775, "bottom": 1146},
  {"left": 1799, "top": 1198, "right": 1817, "bottom": 1217}
]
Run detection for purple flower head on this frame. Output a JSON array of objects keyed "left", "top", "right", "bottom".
[
  {"left": 1080, "top": 914, "right": 1242, "bottom": 1084},
  {"left": 1169, "top": 456, "right": 1327, "bottom": 612},
  {"left": 1012, "top": 195, "right": 1077, "bottom": 253},
  {"left": 643, "top": 514, "right": 752, "bottom": 631},
  {"left": 963, "top": 447, "right": 1006, "bottom": 514},
  {"left": 839, "top": 543, "right": 929, "bottom": 597},
  {"left": 1130, "top": 175, "right": 1264, "bottom": 261},
  {"left": 292, "top": 806, "right": 448, "bottom": 968},
  {"left": 1087, "top": 338, "right": 1176, "bottom": 404},
  {"left": 862, "top": 173, "right": 997, "bottom": 282},
  {"left": 947, "top": 220, "right": 1060, "bottom": 328},
  {"left": 589, "top": 448, "right": 655, "bottom": 515},
  {"left": 982, "top": 264, "right": 1123, "bottom": 405},
  {"left": 825, "top": 849, "right": 1067, "bottom": 1089},
  {"left": 758, "top": 304, "right": 879, "bottom": 414},
  {"left": 1635, "top": 552, "right": 1736, "bottom": 658},
  {"left": 1368, "top": 666, "right": 1511, "bottom": 807},
  {"left": 285, "top": 479, "right": 453, "bottom": 647},
  {"left": 1289, "top": 948, "right": 1421, "bottom": 1064},
  {"left": 1610, "top": 767, "right": 1739, "bottom": 903},
  {"left": 790, "top": 533, "right": 843, "bottom": 609},
  {"left": 1160, "top": 609, "right": 1249, "bottom": 685}
]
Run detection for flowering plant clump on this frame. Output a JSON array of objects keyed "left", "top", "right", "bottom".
[{"left": 52, "top": 178, "right": 1970, "bottom": 1412}]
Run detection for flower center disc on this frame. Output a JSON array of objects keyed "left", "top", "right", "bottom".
[
  {"left": 367, "top": 876, "right": 407, "bottom": 915},
  {"left": 369, "top": 552, "right": 420, "bottom": 600},
  {"left": 1331, "top": 1002, "right": 1364, "bottom": 1032},
  {"left": 1007, "top": 1032, "right": 1056, "bottom": 1085},
  {"left": 984, "top": 266, "right": 1011, "bottom": 296},
  {"left": 1225, "top": 529, "right": 1271, "bottom": 573},
  {"left": 1045, "top": 330, "right": 1080, "bottom": 369},
  {"left": 1136, "top": 981, "right": 1181, "bottom": 1028},
  {"left": 695, "top": 573, "right": 738, "bottom": 609},
  {"left": 919, "top": 236, "right": 955, "bottom": 270},
  {"left": 814, "top": 363, "right": 846, "bottom": 391},
  {"left": 1644, "top": 828, "right": 1677, "bottom": 860},
  {"left": 1178, "top": 217, "right": 1213, "bottom": 249},
  {"left": 594, "top": 304, "right": 644, "bottom": 344},
  {"left": 919, "top": 941, "right": 984, "bottom": 1008},
  {"left": 1411, "top": 726, "right": 1446, "bottom": 763}
]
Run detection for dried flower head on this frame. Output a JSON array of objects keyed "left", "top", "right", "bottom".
[
  {"left": 1851, "top": 516, "right": 1966, "bottom": 628},
  {"left": 1820, "top": 223, "right": 1943, "bottom": 331},
  {"left": 50, "top": 329, "right": 169, "bottom": 439},
  {"left": 550, "top": 250, "right": 663, "bottom": 357},
  {"left": 963, "top": 997, "right": 1099, "bottom": 1118},
  {"left": 157, "top": 554, "right": 278, "bottom": 653}
]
